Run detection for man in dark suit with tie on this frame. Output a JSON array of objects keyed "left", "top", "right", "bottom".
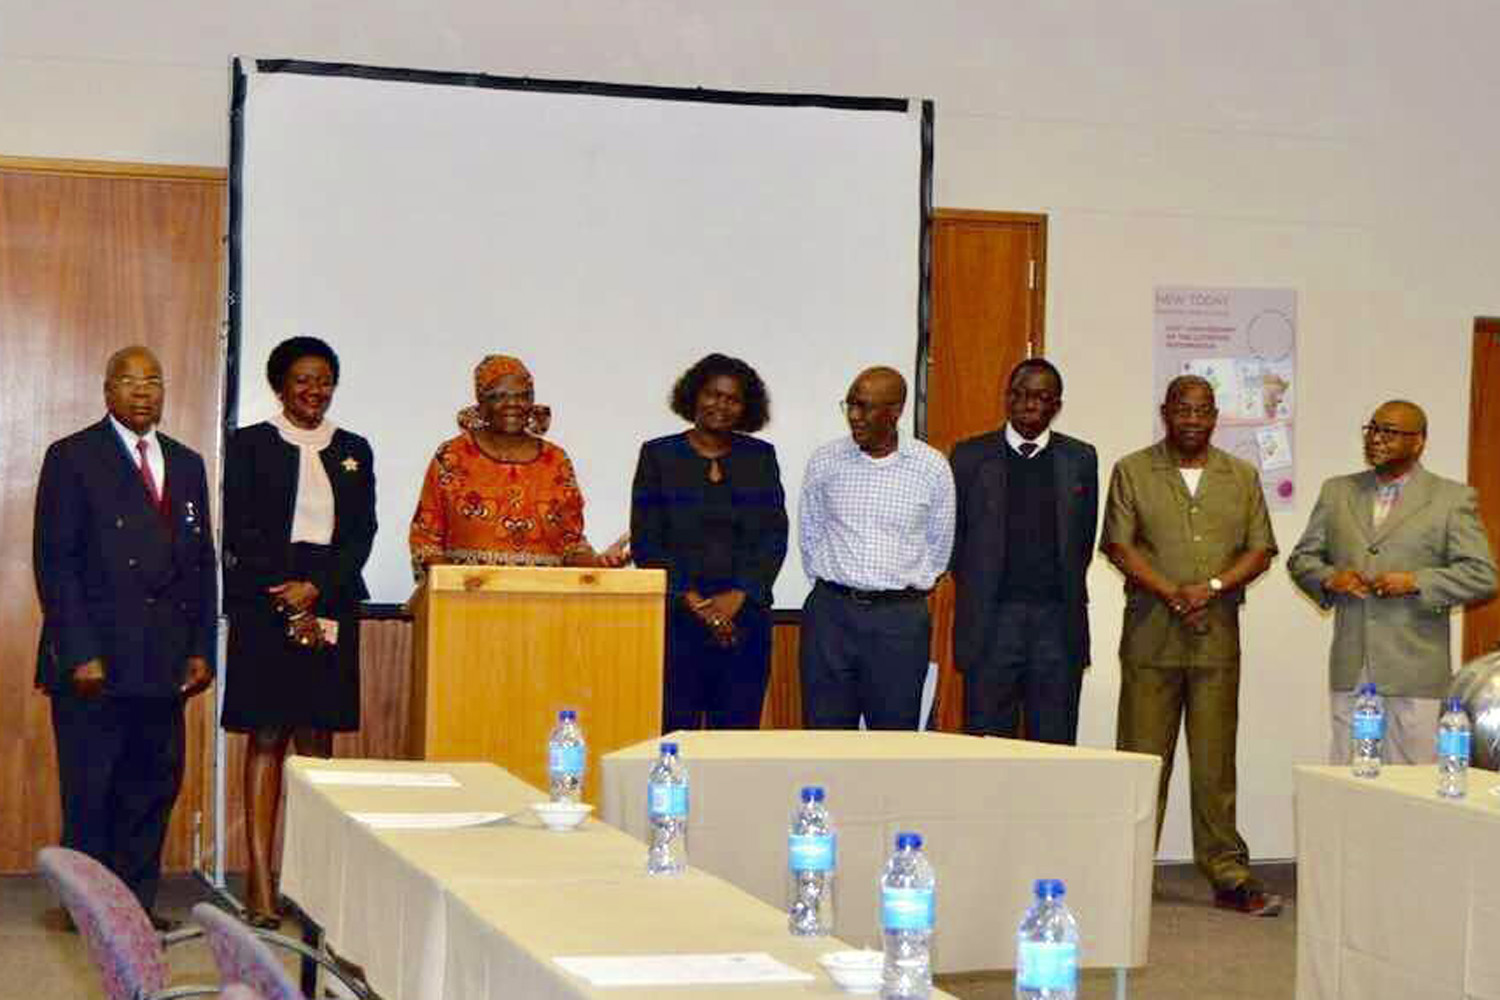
[
  {"left": 33, "top": 345, "right": 217, "bottom": 925},
  {"left": 949, "top": 359, "right": 1098, "bottom": 743}
]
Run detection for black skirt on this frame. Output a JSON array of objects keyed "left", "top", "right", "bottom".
[{"left": 220, "top": 543, "right": 361, "bottom": 733}]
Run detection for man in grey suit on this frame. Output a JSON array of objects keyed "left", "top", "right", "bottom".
[
  {"left": 1288, "top": 399, "right": 1497, "bottom": 764},
  {"left": 950, "top": 359, "right": 1098, "bottom": 743}
]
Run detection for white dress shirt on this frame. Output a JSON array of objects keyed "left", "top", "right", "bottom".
[
  {"left": 109, "top": 414, "right": 165, "bottom": 495},
  {"left": 1004, "top": 422, "right": 1051, "bottom": 457}
]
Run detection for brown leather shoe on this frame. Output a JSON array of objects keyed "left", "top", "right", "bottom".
[{"left": 1214, "top": 884, "right": 1283, "bottom": 917}]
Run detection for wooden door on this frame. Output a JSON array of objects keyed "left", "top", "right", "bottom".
[
  {"left": 0, "top": 158, "right": 224, "bottom": 873},
  {"left": 924, "top": 210, "right": 1046, "bottom": 731},
  {"left": 1464, "top": 319, "right": 1500, "bottom": 661}
]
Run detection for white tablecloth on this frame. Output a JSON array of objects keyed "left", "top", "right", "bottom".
[
  {"left": 281, "top": 756, "right": 957, "bottom": 999},
  {"left": 601, "top": 730, "right": 1160, "bottom": 972},
  {"left": 1295, "top": 765, "right": 1500, "bottom": 1000}
]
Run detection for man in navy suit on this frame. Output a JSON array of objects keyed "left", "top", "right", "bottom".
[
  {"left": 949, "top": 359, "right": 1098, "bottom": 743},
  {"left": 34, "top": 345, "right": 217, "bottom": 924}
]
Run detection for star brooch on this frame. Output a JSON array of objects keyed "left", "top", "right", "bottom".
[{"left": 342, "top": 456, "right": 360, "bottom": 472}]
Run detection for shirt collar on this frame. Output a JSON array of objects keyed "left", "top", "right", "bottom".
[
  {"left": 1376, "top": 467, "right": 1415, "bottom": 491},
  {"left": 1151, "top": 439, "right": 1226, "bottom": 472},
  {"left": 844, "top": 432, "right": 909, "bottom": 462},
  {"left": 108, "top": 413, "right": 159, "bottom": 452},
  {"left": 1004, "top": 423, "right": 1050, "bottom": 456}
]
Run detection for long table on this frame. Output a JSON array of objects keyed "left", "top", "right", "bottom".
[
  {"left": 281, "top": 756, "right": 957, "bottom": 999},
  {"left": 1295, "top": 765, "right": 1500, "bottom": 1000},
  {"left": 600, "top": 731, "right": 1160, "bottom": 974}
]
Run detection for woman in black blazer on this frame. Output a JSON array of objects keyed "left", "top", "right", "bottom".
[
  {"left": 631, "top": 354, "right": 788, "bottom": 731},
  {"left": 220, "top": 336, "right": 377, "bottom": 926}
]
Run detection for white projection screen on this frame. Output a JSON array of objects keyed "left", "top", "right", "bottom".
[{"left": 230, "top": 60, "right": 929, "bottom": 608}]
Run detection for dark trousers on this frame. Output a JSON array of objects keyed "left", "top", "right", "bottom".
[
  {"left": 663, "top": 604, "right": 772, "bottom": 732},
  {"left": 50, "top": 693, "right": 185, "bottom": 910},
  {"left": 963, "top": 601, "right": 1082, "bottom": 744},
  {"left": 798, "top": 582, "right": 930, "bottom": 730}
]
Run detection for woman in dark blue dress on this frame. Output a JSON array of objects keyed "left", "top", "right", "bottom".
[{"left": 630, "top": 354, "right": 788, "bottom": 731}]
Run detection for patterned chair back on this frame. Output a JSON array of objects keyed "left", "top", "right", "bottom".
[
  {"left": 192, "top": 903, "right": 304, "bottom": 1000},
  {"left": 36, "top": 846, "right": 170, "bottom": 1000}
]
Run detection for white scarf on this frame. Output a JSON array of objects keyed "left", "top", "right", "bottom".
[{"left": 270, "top": 411, "right": 337, "bottom": 545}]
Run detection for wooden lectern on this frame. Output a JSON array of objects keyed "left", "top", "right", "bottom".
[{"left": 410, "top": 565, "right": 666, "bottom": 804}]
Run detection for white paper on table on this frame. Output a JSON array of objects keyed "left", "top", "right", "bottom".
[
  {"left": 553, "top": 953, "right": 816, "bottom": 987},
  {"left": 349, "top": 811, "right": 507, "bottom": 829},
  {"left": 305, "top": 770, "right": 461, "bottom": 788}
]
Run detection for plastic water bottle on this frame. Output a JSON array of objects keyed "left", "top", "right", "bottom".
[
  {"left": 1350, "top": 682, "right": 1385, "bottom": 778},
  {"left": 645, "top": 742, "right": 689, "bottom": 875},
  {"left": 1015, "top": 878, "right": 1080, "bottom": 999},
  {"left": 787, "top": 786, "right": 837, "bottom": 936},
  {"left": 547, "top": 709, "right": 586, "bottom": 803},
  {"left": 1436, "top": 696, "right": 1472, "bottom": 799},
  {"left": 880, "top": 831, "right": 935, "bottom": 1000}
]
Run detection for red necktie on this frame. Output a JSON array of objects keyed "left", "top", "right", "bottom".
[{"left": 136, "top": 438, "right": 164, "bottom": 512}]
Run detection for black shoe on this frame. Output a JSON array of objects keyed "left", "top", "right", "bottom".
[
  {"left": 1214, "top": 884, "right": 1283, "bottom": 917},
  {"left": 148, "top": 912, "right": 183, "bottom": 933}
]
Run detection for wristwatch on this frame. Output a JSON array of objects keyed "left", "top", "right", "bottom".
[{"left": 1208, "top": 577, "right": 1225, "bottom": 594}]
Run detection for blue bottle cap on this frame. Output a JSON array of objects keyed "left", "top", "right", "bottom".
[
  {"left": 801, "top": 786, "right": 825, "bottom": 803},
  {"left": 660, "top": 741, "right": 679, "bottom": 756},
  {"left": 1357, "top": 682, "right": 1377, "bottom": 696},
  {"left": 1034, "top": 878, "right": 1066, "bottom": 899},
  {"left": 895, "top": 831, "right": 922, "bottom": 851},
  {"left": 559, "top": 709, "right": 576, "bottom": 721},
  {"left": 1445, "top": 696, "right": 1464, "bottom": 713}
]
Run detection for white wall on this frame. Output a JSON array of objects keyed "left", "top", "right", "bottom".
[{"left": 4, "top": 0, "right": 1496, "bottom": 862}]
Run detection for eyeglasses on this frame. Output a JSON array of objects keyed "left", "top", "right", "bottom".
[
  {"left": 840, "top": 399, "right": 895, "bottom": 417},
  {"left": 1008, "top": 388, "right": 1059, "bottom": 407},
  {"left": 110, "top": 376, "right": 164, "bottom": 391},
  {"left": 1166, "top": 404, "right": 1216, "bottom": 419},
  {"left": 481, "top": 390, "right": 534, "bottom": 404},
  {"left": 1361, "top": 423, "right": 1422, "bottom": 439}
]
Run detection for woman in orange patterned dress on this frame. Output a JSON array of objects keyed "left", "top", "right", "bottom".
[{"left": 409, "top": 355, "right": 617, "bottom": 573}]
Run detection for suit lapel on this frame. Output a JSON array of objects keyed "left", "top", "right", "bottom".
[
  {"left": 1052, "top": 440, "right": 1075, "bottom": 555},
  {"left": 976, "top": 439, "right": 1009, "bottom": 565},
  {"left": 1345, "top": 471, "right": 1377, "bottom": 541},
  {"left": 1372, "top": 467, "right": 1434, "bottom": 544},
  {"left": 93, "top": 419, "right": 168, "bottom": 529},
  {"left": 159, "top": 435, "right": 193, "bottom": 541},
  {"left": 979, "top": 444, "right": 1008, "bottom": 515},
  {"left": 1152, "top": 443, "right": 1193, "bottom": 507}
]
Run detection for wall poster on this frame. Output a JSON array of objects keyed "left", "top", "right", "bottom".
[{"left": 1153, "top": 286, "right": 1297, "bottom": 508}]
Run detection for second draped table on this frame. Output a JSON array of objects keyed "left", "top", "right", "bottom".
[{"left": 601, "top": 729, "right": 1161, "bottom": 973}]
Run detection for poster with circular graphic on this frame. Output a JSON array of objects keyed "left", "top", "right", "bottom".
[{"left": 1153, "top": 287, "right": 1297, "bottom": 508}]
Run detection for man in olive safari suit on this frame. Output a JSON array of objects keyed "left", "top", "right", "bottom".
[
  {"left": 1102, "top": 375, "right": 1280, "bottom": 917},
  {"left": 1288, "top": 399, "right": 1497, "bottom": 765}
]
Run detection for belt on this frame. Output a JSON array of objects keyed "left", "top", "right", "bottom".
[{"left": 819, "top": 580, "right": 929, "bottom": 604}]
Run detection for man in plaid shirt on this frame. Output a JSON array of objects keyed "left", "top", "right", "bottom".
[{"left": 797, "top": 367, "right": 955, "bottom": 729}]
